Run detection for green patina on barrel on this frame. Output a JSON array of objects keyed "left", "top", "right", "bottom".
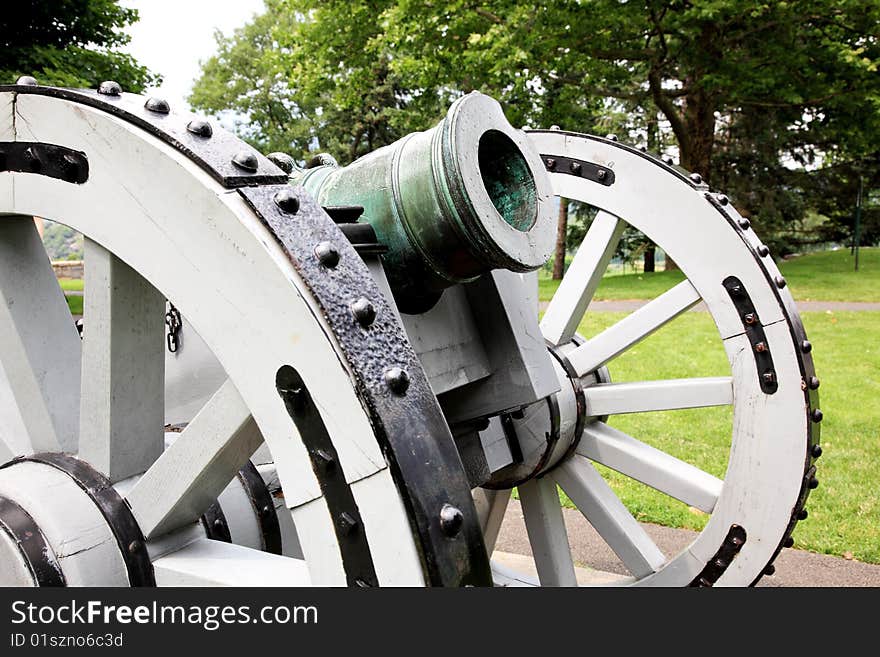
[{"left": 291, "top": 92, "right": 553, "bottom": 313}]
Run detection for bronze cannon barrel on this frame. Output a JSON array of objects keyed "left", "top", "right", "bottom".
[{"left": 291, "top": 92, "right": 555, "bottom": 313}]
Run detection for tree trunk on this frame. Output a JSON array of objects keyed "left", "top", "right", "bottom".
[
  {"left": 552, "top": 198, "right": 569, "bottom": 280},
  {"left": 644, "top": 245, "right": 655, "bottom": 272}
]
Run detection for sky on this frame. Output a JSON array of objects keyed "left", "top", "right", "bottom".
[{"left": 121, "top": 0, "right": 266, "bottom": 111}]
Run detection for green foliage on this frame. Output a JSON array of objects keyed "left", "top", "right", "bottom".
[
  {"left": 0, "top": 1, "right": 157, "bottom": 91},
  {"left": 41, "top": 221, "right": 83, "bottom": 260}
]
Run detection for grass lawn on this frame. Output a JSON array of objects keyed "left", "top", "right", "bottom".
[
  {"left": 552, "top": 309, "right": 880, "bottom": 564},
  {"left": 65, "top": 294, "right": 83, "bottom": 315},
  {"left": 539, "top": 247, "right": 879, "bottom": 303},
  {"left": 58, "top": 278, "right": 84, "bottom": 292}
]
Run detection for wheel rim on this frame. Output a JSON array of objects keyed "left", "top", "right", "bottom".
[
  {"left": 480, "top": 130, "right": 821, "bottom": 587},
  {"left": 0, "top": 83, "right": 491, "bottom": 587}
]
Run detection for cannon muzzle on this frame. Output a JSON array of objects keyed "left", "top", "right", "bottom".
[{"left": 291, "top": 92, "right": 554, "bottom": 313}]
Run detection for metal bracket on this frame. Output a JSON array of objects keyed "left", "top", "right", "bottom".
[
  {"left": 237, "top": 460, "right": 282, "bottom": 555},
  {"left": 0, "top": 142, "right": 88, "bottom": 184},
  {"left": 200, "top": 502, "right": 232, "bottom": 543},
  {"left": 0, "top": 495, "right": 66, "bottom": 586},
  {"left": 541, "top": 154, "right": 615, "bottom": 186},
  {"left": 723, "top": 276, "right": 778, "bottom": 394},
  {"left": 690, "top": 524, "right": 747, "bottom": 587}
]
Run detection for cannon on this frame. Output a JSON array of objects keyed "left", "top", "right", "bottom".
[{"left": 0, "top": 77, "right": 821, "bottom": 587}]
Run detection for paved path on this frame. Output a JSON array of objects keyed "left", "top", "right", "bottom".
[
  {"left": 495, "top": 500, "right": 880, "bottom": 587},
  {"left": 538, "top": 299, "right": 880, "bottom": 313}
]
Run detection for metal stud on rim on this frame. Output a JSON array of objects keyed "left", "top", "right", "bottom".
[
  {"left": 0, "top": 83, "right": 490, "bottom": 587},
  {"left": 475, "top": 130, "right": 820, "bottom": 587}
]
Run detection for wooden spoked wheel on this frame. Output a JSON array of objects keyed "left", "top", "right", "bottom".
[
  {"left": 477, "top": 130, "right": 822, "bottom": 587},
  {"left": 0, "top": 82, "right": 490, "bottom": 587}
]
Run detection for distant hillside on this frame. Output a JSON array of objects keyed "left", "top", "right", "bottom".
[{"left": 42, "top": 221, "right": 83, "bottom": 261}]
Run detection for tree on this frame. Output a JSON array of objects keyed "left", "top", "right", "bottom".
[{"left": 1, "top": 1, "right": 157, "bottom": 91}]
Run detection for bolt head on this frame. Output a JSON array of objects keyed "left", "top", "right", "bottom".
[
  {"left": 338, "top": 512, "right": 358, "bottom": 536},
  {"left": 550, "top": 125, "right": 561, "bottom": 131},
  {"left": 273, "top": 189, "right": 300, "bottom": 214},
  {"left": 144, "top": 96, "right": 170, "bottom": 114},
  {"left": 439, "top": 504, "right": 464, "bottom": 537},
  {"left": 801, "top": 340, "right": 812, "bottom": 353},
  {"left": 314, "top": 241, "right": 339, "bottom": 268},
  {"left": 808, "top": 476, "right": 819, "bottom": 490},
  {"left": 545, "top": 158, "right": 556, "bottom": 170},
  {"left": 267, "top": 152, "right": 295, "bottom": 174},
  {"left": 663, "top": 157, "right": 674, "bottom": 165},
  {"left": 186, "top": 119, "right": 213, "bottom": 138},
  {"left": 350, "top": 297, "right": 376, "bottom": 327},
  {"left": 811, "top": 444, "right": 823, "bottom": 458},
  {"left": 744, "top": 313, "right": 757, "bottom": 325},
  {"left": 755, "top": 341, "right": 767, "bottom": 353},
  {"left": 757, "top": 245, "right": 770, "bottom": 257},
  {"left": 605, "top": 133, "right": 618, "bottom": 141},
  {"left": 23, "top": 146, "right": 42, "bottom": 172},
  {"left": 97, "top": 80, "right": 122, "bottom": 96},
  {"left": 738, "top": 218, "right": 751, "bottom": 230},
  {"left": 314, "top": 448, "right": 336, "bottom": 471},
  {"left": 784, "top": 536, "right": 795, "bottom": 548},
  {"left": 596, "top": 169, "right": 607, "bottom": 179},
  {"left": 762, "top": 370, "right": 776, "bottom": 384},
  {"left": 764, "top": 564, "right": 776, "bottom": 576},
  {"left": 569, "top": 161, "right": 582, "bottom": 174},
  {"left": 16, "top": 75, "right": 38, "bottom": 86},
  {"left": 128, "top": 540, "right": 142, "bottom": 554},
  {"left": 811, "top": 408, "right": 823, "bottom": 423},
  {"left": 775, "top": 276, "right": 787, "bottom": 289},
  {"left": 808, "top": 376, "right": 820, "bottom": 390},
  {"left": 690, "top": 172, "right": 703, "bottom": 184},
  {"left": 231, "top": 150, "right": 259, "bottom": 173},
  {"left": 384, "top": 367, "right": 410, "bottom": 395},
  {"left": 717, "top": 194, "right": 730, "bottom": 206},
  {"left": 797, "top": 508, "right": 808, "bottom": 521}
]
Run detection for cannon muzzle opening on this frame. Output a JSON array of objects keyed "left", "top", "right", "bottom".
[{"left": 292, "top": 92, "right": 554, "bottom": 313}]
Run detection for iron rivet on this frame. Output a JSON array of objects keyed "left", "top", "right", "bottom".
[
  {"left": 755, "top": 342, "right": 767, "bottom": 353},
  {"left": 698, "top": 577, "right": 712, "bottom": 587},
  {"left": 811, "top": 444, "right": 823, "bottom": 458},
  {"left": 439, "top": 504, "right": 464, "bottom": 537},
  {"left": 338, "top": 512, "right": 358, "bottom": 535},
  {"left": 605, "top": 133, "right": 618, "bottom": 141},
  {"left": 60, "top": 153, "right": 80, "bottom": 182},
  {"left": 355, "top": 579, "right": 371, "bottom": 588},
  {"left": 762, "top": 370, "right": 776, "bottom": 384},
  {"left": 314, "top": 448, "right": 335, "bottom": 471},
  {"left": 744, "top": 313, "right": 757, "bottom": 325},
  {"left": 757, "top": 245, "right": 770, "bottom": 257},
  {"left": 213, "top": 518, "right": 223, "bottom": 529},
  {"left": 231, "top": 150, "right": 259, "bottom": 172},
  {"left": 811, "top": 408, "right": 823, "bottom": 423},
  {"left": 97, "top": 80, "right": 121, "bottom": 96},
  {"left": 144, "top": 97, "right": 170, "bottom": 114},
  {"left": 808, "top": 476, "right": 819, "bottom": 490},
  {"left": 639, "top": 145, "right": 647, "bottom": 152},
  {"left": 738, "top": 218, "right": 751, "bottom": 229},
  {"left": 569, "top": 160, "right": 582, "bottom": 174},
  {"left": 16, "top": 75, "right": 38, "bottom": 87},
  {"left": 801, "top": 340, "right": 812, "bottom": 353},
  {"left": 809, "top": 376, "right": 820, "bottom": 390},
  {"left": 731, "top": 536, "right": 744, "bottom": 547},
  {"left": 550, "top": 125, "right": 561, "bottom": 131},
  {"left": 664, "top": 157, "right": 674, "bottom": 165},
  {"left": 128, "top": 540, "right": 142, "bottom": 554},
  {"left": 730, "top": 283, "right": 744, "bottom": 297},
  {"left": 273, "top": 189, "right": 300, "bottom": 214},
  {"left": 186, "top": 119, "right": 212, "bottom": 138},
  {"left": 350, "top": 297, "right": 376, "bottom": 327},
  {"left": 280, "top": 386, "right": 307, "bottom": 413},
  {"left": 764, "top": 564, "right": 776, "bottom": 576},
  {"left": 384, "top": 367, "right": 410, "bottom": 395},
  {"left": 597, "top": 169, "right": 607, "bottom": 180},
  {"left": 717, "top": 194, "right": 729, "bottom": 206},
  {"left": 267, "top": 152, "right": 295, "bottom": 174},
  {"left": 261, "top": 505, "right": 271, "bottom": 516},
  {"left": 23, "top": 146, "right": 41, "bottom": 172},
  {"left": 775, "top": 276, "right": 787, "bottom": 289},
  {"left": 690, "top": 172, "right": 703, "bottom": 184},
  {"left": 784, "top": 536, "right": 795, "bottom": 548},
  {"left": 545, "top": 158, "right": 556, "bottom": 170},
  {"left": 713, "top": 558, "right": 728, "bottom": 569},
  {"left": 797, "top": 508, "right": 808, "bottom": 520},
  {"left": 314, "top": 241, "right": 339, "bottom": 268}
]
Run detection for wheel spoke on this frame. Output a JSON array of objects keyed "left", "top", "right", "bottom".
[
  {"left": 518, "top": 478, "right": 578, "bottom": 587},
  {"left": 78, "top": 238, "right": 166, "bottom": 482},
  {"left": 553, "top": 454, "right": 665, "bottom": 578},
  {"left": 473, "top": 488, "right": 510, "bottom": 555},
  {"left": 127, "top": 379, "right": 262, "bottom": 539},
  {"left": 566, "top": 280, "right": 701, "bottom": 377},
  {"left": 541, "top": 211, "right": 625, "bottom": 346},
  {"left": 576, "top": 422, "right": 722, "bottom": 513},
  {"left": 0, "top": 217, "right": 81, "bottom": 454},
  {"left": 151, "top": 538, "right": 311, "bottom": 586},
  {"left": 584, "top": 377, "right": 733, "bottom": 416}
]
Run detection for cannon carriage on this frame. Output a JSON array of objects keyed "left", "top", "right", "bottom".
[{"left": 0, "top": 77, "right": 820, "bottom": 587}]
